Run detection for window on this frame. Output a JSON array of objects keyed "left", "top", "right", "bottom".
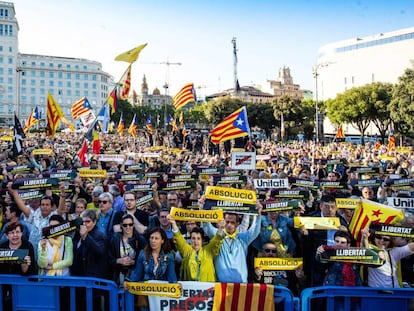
[
  {"left": 75, "top": 73, "right": 80, "bottom": 80},
  {"left": 21, "top": 79, "right": 26, "bottom": 85},
  {"left": 31, "top": 79, "right": 35, "bottom": 85},
  {"left": 31, "top": 71, "right": 35, "bottom": 77},
  {"left": 75, "top": 90, "right": 80, "bottom": 97},
  {"left": 58, "top": 81, "right": 63, "bottom": 87},
  {"left": 40, "top": 71, "right": 45, "bottom": 78},
  {"left": 92, "top": 83, "right": 97, "bottom": 89},
  {"left": 49, "top": 81, "right": 54, "bottom": 87},
  {"left": 66, "top": 73, "right": 71, "bottom": 79},
  {"left": 92, "top": 74, "right": 97, "bottom": 81},
  {"left": 66, "top": 64, "right": 71, "bottom": 69},
  {"left": 66, "top": 90, "right": 72, "bottom": 96},
  {"left": 66, "top": 81, "right": 71, "bottom": 87},
  {"left": 8, "top": 25, "right": 12, "bottom": 36},
  {"left": 75, "top": 82, "right": 80, "bottom": 88},
  {"left": 40, "top": 80, "right": 45, "bottom": 86},
  {"left": 8, "top": 46, "right": 11, "bottom": 52},
  {"left": 0, "top": 46, "right": 2, "bottom": 52},
  {"left": 8, "top": 57, "right": 12, "bottom": 64},
  {"left": 58, "top": 72, "right": 63, "bottom": 79},
  {"left": 40, "top": 62, "right": 45, "bottom": 67},
  {"left": 0, "top": 57, "right": 3, "bottom": 63},
  {"left": 49, "top": 72, "right": 54, "bottom": 78},
  {"left": 0, "top": 68, "right": 3, "bottom": 74},
  {"left": 21, "top": 87, "right": 26, "bottom": 94},
  {"left": 31, "top": 61, "right": 36, "bottom": 66},
  {"left": 49, "top": 63, "right": 54, "bottom": 68},
  {"left": 84, "top": 74, "right": 88, "bottom": 80},
  {"left": 31, "top": 88, "right": 36, "bottom": 94},
  {"left": 84, "top": 83, "right": 88, "bottom": 88},
  {"left": 30, "top": 96, "right": 36, "bottom": 104},
  {"left": 39, "top": 88, "right": 45, "bottom": 95},
  {"left": 7, "top": 77, "right": 12, "bottom": 84},
  {"left": 21, "top": 95, "right": 26, "bottom": 103}
]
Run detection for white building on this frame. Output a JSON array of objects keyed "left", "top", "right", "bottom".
[
  {"left": 315, "top": 26, "right": 414, "bottom": 135},
  {"left": 0, "top": 1, "right": 113, "bottom": 126}
]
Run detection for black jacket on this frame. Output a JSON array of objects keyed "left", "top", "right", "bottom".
[
  {"left": 71, "top": 226, "right": 110, "bottom": 279},
  {"left": 108, "top": 231, "right": 146, "bottom": 283}
]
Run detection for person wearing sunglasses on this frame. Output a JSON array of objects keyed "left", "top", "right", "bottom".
[
  {"left": 96, "top": 192, "right": 115, "bottom": 239},
  {"left": 362, "top": 227, "right": 414, "bottom": 287},
  {"left": 108, "top": 214, "right": 146, "bottom": 286}
]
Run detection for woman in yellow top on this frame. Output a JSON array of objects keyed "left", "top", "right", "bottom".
[{"left": 168, "top": 216, "right": 225, "bottom": 282}]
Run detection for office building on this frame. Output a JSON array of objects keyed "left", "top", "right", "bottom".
[{"left": 0, "top": 1, "right": 113, "bottom": 125}]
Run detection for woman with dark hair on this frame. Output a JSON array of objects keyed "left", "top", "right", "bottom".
[
  {"left": 37, "top": 214, "right": 73, "bottom": 276},
  {"left": 169, "top": 216, "right": 224, "bottom": 281},
  {"left": 0, "top": 221, "right": 36, "bottom": 275},
  {"left": 129, "top": 227, "right": 177, "bottom": 283},
  {"left": 362, "top": 227, "right": 414, "bottom": 287},
  {"left": 108, "top": 214, "right": 146, "bottom": 285}
]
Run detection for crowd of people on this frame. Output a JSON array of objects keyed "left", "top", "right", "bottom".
[{"left": 0, "top": 130, "right": 413, "bottom": 310}]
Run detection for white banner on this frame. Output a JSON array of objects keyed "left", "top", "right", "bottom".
[
  {"left": 231, "top": 152, "right": 256, "bottom": 170},
  {"left": 97, "top": 154, "right": 125, "bottom": 163},
  {"left": 386, "top": 197, "right": 414, "bottom": 209},
  {"left": 253, "top": 178, "right": 289, "bottom": 189},
  {"left": 148, "top": 281, "right": 215, "bottom": 311}
]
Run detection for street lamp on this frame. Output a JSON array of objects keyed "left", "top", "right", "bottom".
[
  {"left": 313, "top": 67, "right": 319, "bottom": 144},
  {"left": 163, "top": 83, "right": 169, "bottom": 131},
  {"left": 16, "top": 66, "right": 23, "bottom": 121}
]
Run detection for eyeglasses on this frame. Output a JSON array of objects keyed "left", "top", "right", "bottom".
[
  {"left": 264, "top": 248, "right": 277, "bottom": 254},
  {"left": 83, "top": 220, "right": 92, "bottom": 224},
  {"left": 374, "top": 235, "right": 391, "bottom": 242},
  {"left": 122, "top": 223, "right": 134, "bottom": 227},
  {"left": 124, "top": 199, "right": 136, "bottom": 202},
  {"left": 98, "top": 200, "right": 109, "bottom": 204}
]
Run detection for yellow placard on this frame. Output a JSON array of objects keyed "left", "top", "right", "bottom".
[
  {"left": 78, "top": 169, "right": 107, "bottom": 178},
  {"left": 0, "top": 136, "right": 12, "bottom": 141},
  {"left": 205, "top": 185, "right": 256, "bottom": 205},
  {"left": 294, "top": 216, "right": 340, "bottom": 230},
  {"left": 336, "top": 198, "right": 361, "bottom": 209},
  {"left": 31, "top": 148, "right": 54, "bottom": 155},
  {"left": 256, "top": 161, "right": 267, "bottom": 170},
  {"left": 170, "top": 207, "right": 223, "bottom": 223},
  {"left": 254, "top": 257, "right": 303, "bottom": 270},
  {"left": 125, "top": 282, "right": 181, "bottom": 298}
]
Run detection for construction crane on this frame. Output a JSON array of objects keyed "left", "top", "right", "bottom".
[{"left": 140, "top": 60, "right": 182, "bottom": 130}]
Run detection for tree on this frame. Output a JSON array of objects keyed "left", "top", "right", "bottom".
[
  {"left": 204, "top": 97, "right": 244, "bottom": 125},
  {"left": 389, "top": 68, "right": 414, "bottom": 138},
  {"left": 326, "top": 86, "right": 374, "bottom": 144},
  {"left": 246, "top": 103, "right": 276, "bottom": 137},
  {"left": 366, "top": 82, "right": 393, "bottom": 142}
]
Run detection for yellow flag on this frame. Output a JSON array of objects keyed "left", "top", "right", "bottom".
[
  {"left": 46, "top": 92, "right": 64, "bottom": 137},
  {"left": 115, "top": 43, "right": 147, "bottom": 63}
]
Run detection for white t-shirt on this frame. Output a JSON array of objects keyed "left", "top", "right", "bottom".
[{"left": 368, "top": 244, "right": 413, "bottom": 288}]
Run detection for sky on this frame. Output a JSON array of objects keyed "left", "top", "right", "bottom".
[{"left": 13, "top": 0, "right": 414, "bottom": 99}]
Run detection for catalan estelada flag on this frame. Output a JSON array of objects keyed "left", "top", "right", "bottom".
[
  {"left": 128, "top": 114, "right": 137, "bottom": 138},
  {"left": 168, "top": 114, "right": 178, "bottom": 132},
  {"left": 213, "top": 283, "right": 274, "bottom": 311},
  {"left": 210, "top": 106, "right": 250, "bottom": 144},
  {"left": 349, "top": 199, "right": 404, "bottom": 244},
  {"left": 117, "top": 112, "right": 124, "bottom": 136},
  {"left": 71, "top": 96, "right": 92, "bottom": 120},
  {"left": 118, "top": 65, "right": 131, "bottom": 100},
  {"left": 173, "top": 83, "right": 196, "bottom": 109},
  {"left": 23, "top": 106, "right": 40, "bottom": 132},
  {"left": 46, "top": 92, "right": 64, "bottom": 137},
  {"left": 146, "top": 115, "right": 153, "bottom": 135}
]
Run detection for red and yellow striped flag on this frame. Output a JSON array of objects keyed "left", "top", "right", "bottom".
[
  {"left": 349, "top": 199, "right": 404, "bottom": 243},
  {"left": 46, "top": 92, "right": 64, "bottom": 137},
  {"left": 213, "top": 283, "right": 274, "bottom": 311}
]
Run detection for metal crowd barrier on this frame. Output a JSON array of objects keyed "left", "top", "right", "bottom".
[
  {"left": 0, "top": 275, "right": 122, "bottom": 311},
  {"left": 300, "top": 286, "right": 414, "bottom": 311}
]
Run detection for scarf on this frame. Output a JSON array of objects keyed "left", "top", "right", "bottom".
[
  {"left": 225, "top": 230, "right": 238, "bottom": 239},
  {"left": 270, "top": 229, "right": 290, "bottom": 257},
  {"left": 47, "top": 236, "right": 64, "bottom": 276},
  {"left": 342, "top": 263, "right": 356, "bottom": 286}
]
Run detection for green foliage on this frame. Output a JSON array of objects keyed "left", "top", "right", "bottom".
[{"left": 389, "top": 68, "right": 414, "bottom": 136}]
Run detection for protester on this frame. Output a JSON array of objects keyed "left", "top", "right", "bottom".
[
  {"left": 108, "top": 214, "right": 146, "bottom": 285},
  {"left": 169, "top": 216, "right": 224, "bottom": 281},
  {"left": 37, "top": 214, "right": 73, "bottom": 276}
]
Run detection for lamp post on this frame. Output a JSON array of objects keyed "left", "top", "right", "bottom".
[
  {"left": 16, "top": 66, "right": 23, "bottom": 121},
  {"left": 163, "top": 83, "right": 169, "bottom": 131},
  {"left": 313, "top": 67, "right": 319, "bottom": 144}
]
